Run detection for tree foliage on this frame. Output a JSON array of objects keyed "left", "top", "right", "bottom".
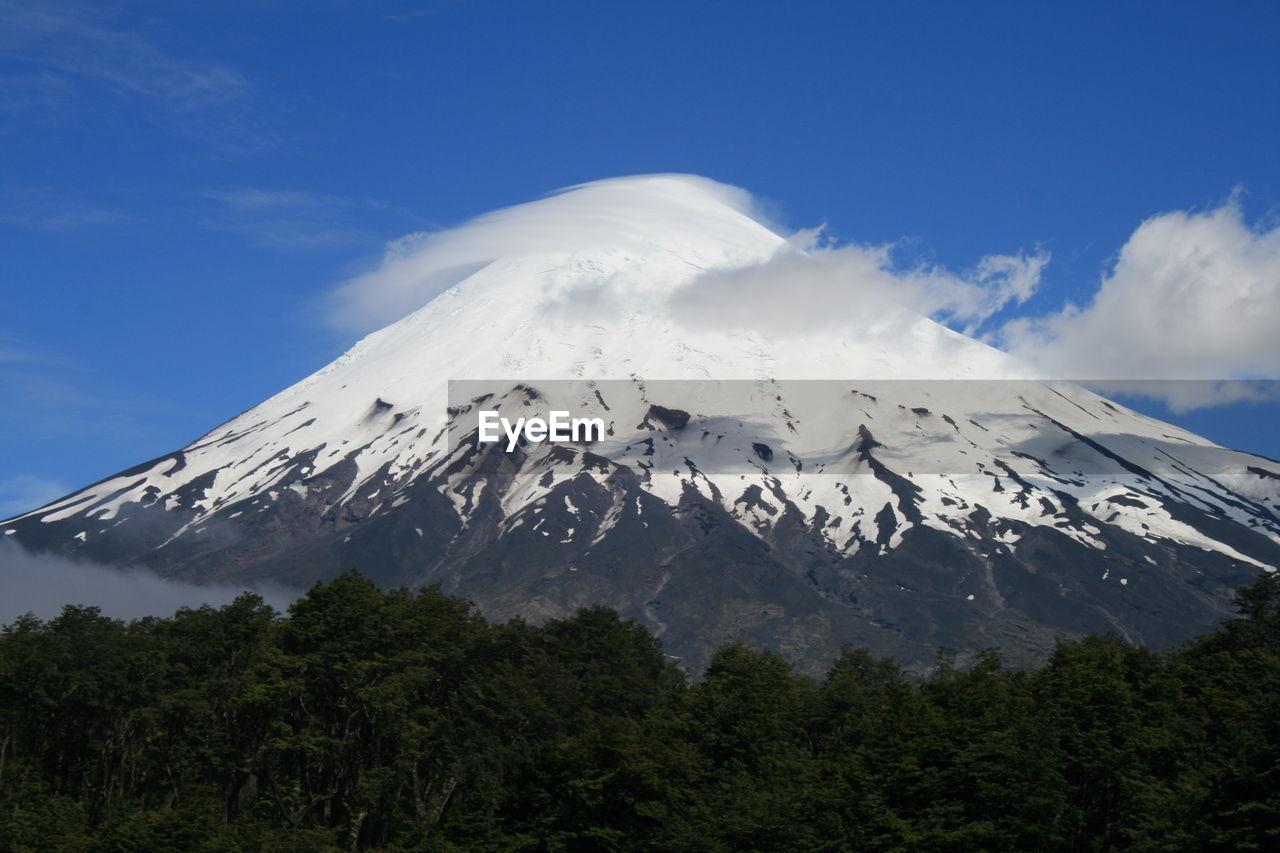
[{"left": 3, "top": 568, "right": 1280, "bottom": 850}]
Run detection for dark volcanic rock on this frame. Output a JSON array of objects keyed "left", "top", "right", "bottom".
[{"left": 647, "top": 405, "right": 690, "bottom": 430}]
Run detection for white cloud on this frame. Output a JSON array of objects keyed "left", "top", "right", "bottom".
[
  {"left": 677, "top": 192, "right": 1279, "bottom": 411},
  {"left": 667, "top": 238, "right": 1048, "bottom": 337},
  {"left": 1084, "top": 379, "right": 1280, "bottom": 413},
  {"left": 325, "top": 174, "right": 773, "bottom": 334},
  {"left": 329, "top": 174, "right": 1046, "bottom": 338},
  {"left": 0, "top": 540, "right": 298, "bottom": 624},
  {"left": 323, "top": 174, "right": 1276, "bottom": 411},
  {"left": 998, "top": 198, "right": 1280, "bottom": 390}
]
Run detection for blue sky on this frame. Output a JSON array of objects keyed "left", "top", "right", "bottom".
[{"left": 2, "top": 0, "right": 1279, "bottom": 517}]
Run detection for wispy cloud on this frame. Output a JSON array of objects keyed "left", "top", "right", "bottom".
[
  {"left": 206, "top": 189, "right": 345, "bottom": 212},
  {"left": 0, "top": 540, "right": 298, "bottom": 623},
  {"left": 0, "top": 0, "right": 253, "bottom": 142},
  {"left": 0, "top": 187, "right": 132, "bottom": 231},
  {"left": 203, "top": 187, "right": 415, "bottom": 250}
]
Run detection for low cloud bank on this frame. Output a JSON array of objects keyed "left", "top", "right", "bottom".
[{"left": 0, "top": 540, "right": 299, "bottom": 624}]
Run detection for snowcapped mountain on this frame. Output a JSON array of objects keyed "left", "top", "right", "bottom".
[{"left": 5, "top": 175, "right": 1279, "bottom": 671}]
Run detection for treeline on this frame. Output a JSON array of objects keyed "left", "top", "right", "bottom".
[{"left": 2, "top": 572, "right": 1280, "bottom": 852}]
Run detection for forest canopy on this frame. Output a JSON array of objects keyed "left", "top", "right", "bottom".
[{"left": 3, "top": 569, "right": 1280, "bottom": 852}]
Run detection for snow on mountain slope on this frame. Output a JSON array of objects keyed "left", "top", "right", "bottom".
[
  {"left": 4, "top": 174, "right": 1279, "bottom": 670},
  {"left": 7, "top": 175, "right": 1013, "bottom": 526}
]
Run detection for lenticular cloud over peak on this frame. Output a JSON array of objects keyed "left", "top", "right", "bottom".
[{"left": 327, "top": 174, "right": 785, "bottom": 335}]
